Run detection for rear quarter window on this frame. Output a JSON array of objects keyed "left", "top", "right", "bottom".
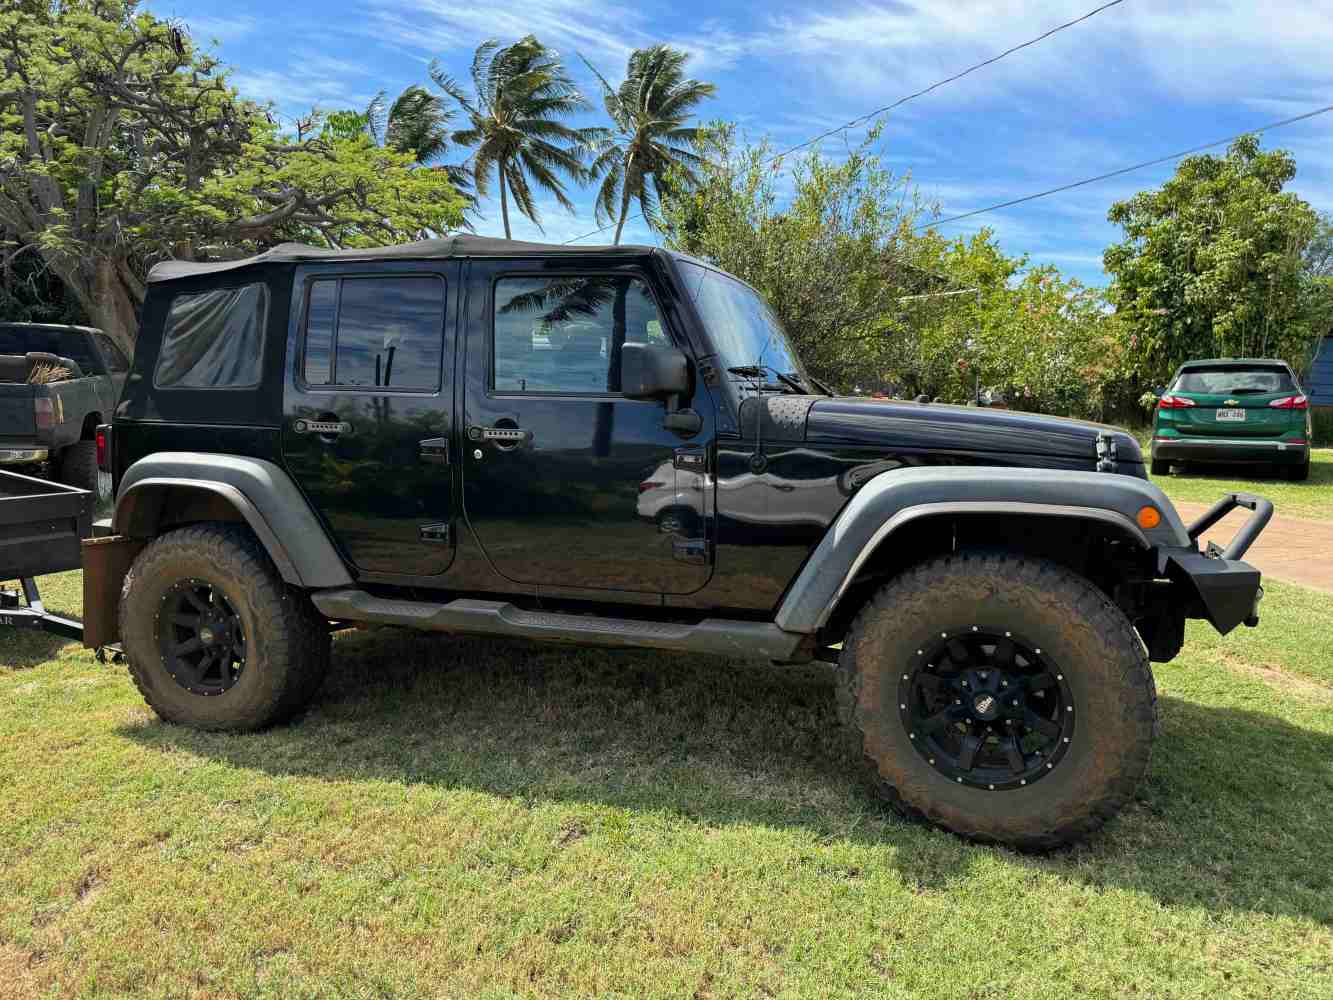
[{"left": 155, "top": 284, "right": 269, "bottom": 389}]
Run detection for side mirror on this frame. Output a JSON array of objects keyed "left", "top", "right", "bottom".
[
  {"left": 621, "top": 342, "right": 690, "bottom": 400},
  {"left": 621, "top": 342, "right": 701, "bottom": 436}
]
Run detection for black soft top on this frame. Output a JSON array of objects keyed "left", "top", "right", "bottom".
[{"left": 147, "top": 235, "right": 655, "bottom": 284}]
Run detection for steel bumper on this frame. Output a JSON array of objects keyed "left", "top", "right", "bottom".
[{"left": 1162, "top": 492, "right": 1272, "bottom": 635}]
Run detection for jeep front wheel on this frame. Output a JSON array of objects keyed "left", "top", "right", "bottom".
[
  {"left": 837, "top": 550, "right": 1156, "bottom": 850},
  {"left": 120, "top": 524, "right": 330, "bottom": 731}
]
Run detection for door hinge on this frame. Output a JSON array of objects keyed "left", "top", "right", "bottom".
[
  {"left": 420, "top": 437, "right": 450, "bottom": 464},
  {"left": 419, "top": 523, "right": 451, "bottom": 543},
  {"left": 673, "top": 447, "right": 709, "bottom": 472}
]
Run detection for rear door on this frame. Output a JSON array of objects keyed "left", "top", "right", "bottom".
[{"left": 282, "top": 261, "right": 459, "bottom": 581}]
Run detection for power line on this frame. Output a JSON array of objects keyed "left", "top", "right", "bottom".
[
  {"left": 763, "top": 0, "right": 1127, "bottom": 165},
  {"left": 923, "top": 103, "right": 1333, "bottom": 230},
  {"left": 562, "top": 0, "right": 1128, "bottom": 244}
]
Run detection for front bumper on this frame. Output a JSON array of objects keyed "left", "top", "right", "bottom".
[
  {"left": 0, "top": 448, "right": 48, "bottom": 466},
  {"left": 1162, "top": 492, "right": 1272, "bottom": 634},
  {"left": 1152, "top": 435, "right": 1307, "bottom": 465}
]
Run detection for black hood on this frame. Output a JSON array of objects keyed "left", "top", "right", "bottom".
[{"left": 740, "top": 395, "right": 1143, "bottom": 467}]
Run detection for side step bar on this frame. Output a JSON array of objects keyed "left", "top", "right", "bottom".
[{"left": 311, "top": 588, "right": 810, "bottom": 662}]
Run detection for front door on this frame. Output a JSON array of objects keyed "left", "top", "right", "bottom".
[
  {"left": 282, "top": 261, "right": 458, "bottom": 580},
  {"left": 461, "top": 260, "right": 714, "bottom": 595}
]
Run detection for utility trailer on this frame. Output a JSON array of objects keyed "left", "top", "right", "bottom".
[{"left": 0, "top": 468, "right": 90, "bottom": 640}]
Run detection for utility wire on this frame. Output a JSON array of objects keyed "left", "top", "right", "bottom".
[
  {"left": 763, "top": 0, "right": 1127, "bottom": 164},
  {"left": 562, "top": 0, "right": 1129, "bottom": 244},
  {"left": 924, "top": 103, "right": 1333, "bottom": 230}
]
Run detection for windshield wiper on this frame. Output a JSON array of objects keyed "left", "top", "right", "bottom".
[
  {"left": 785, "top": 370, "right": 833, "bottom": 396},
  {"left": 727, "top": 365, "right": 805, "bottom": 394}
]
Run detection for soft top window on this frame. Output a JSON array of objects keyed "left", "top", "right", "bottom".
[{"left": 156, "top": 283, "right": 268, "bottom": 389}]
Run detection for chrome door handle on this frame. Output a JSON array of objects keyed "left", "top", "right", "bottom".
[
  {"left": 467, "top": 426, "right": 531, "bottom": 445},
  {"left": 293, "top": 419, "right": 353, "bottom": 436}
]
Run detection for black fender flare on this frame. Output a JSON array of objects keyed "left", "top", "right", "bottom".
[
  {"left": 113, "top": 452, "right": 352, "bottom": 589},
  {"left": 774, "top": 466, "right": 1190, "bottom": 634}
]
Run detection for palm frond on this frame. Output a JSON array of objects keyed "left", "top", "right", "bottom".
[{"left": 364, "top": 90, "right": 388, "bottom": 145}]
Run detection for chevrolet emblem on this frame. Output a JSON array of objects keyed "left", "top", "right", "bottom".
[{"left": 1224, "top": 399, "right": 1240, "bottom": 406}]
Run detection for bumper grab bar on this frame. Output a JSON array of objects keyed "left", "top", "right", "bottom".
[{"left": 1187, "top": 492, "right": 1273, "bottom": 561}]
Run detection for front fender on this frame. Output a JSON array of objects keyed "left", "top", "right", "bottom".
[{"left": 774, "top": 466, "right": 1189, "bottom": 634}]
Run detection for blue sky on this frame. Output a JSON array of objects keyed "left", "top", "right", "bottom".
[{"left": 147, "top": 0, "right": 1333, "bottom": 288}]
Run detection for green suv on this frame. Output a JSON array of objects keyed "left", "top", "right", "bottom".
[{"left": 1152, "top": 358, "right": 1311, "bottom": 480}]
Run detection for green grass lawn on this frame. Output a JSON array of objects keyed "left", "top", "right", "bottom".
[
  {"left": 1148, "top": 447, "right": 1333, "bottom": 520},
  {"left": 2, "top": 571, "right": 1332, "bottom": 998}
]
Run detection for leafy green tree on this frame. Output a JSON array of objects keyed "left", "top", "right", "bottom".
[
  {"left": 0, "top": 1, "right": 465, "bottom": 349},
  {"left": 431, "top": 36, "right": 595, "bottom": 239},
  {"left": 661, "top": 124, "right": 942, "bottom": 388},
  {"left": 581, "top": 45, "right": 715, "bottom": 244},
  {"left": 1104, "top": 135, "right": 1322, "bottom": 384},
  {"left": 324, "top": 86, "right": 477, "bottom": 219}
]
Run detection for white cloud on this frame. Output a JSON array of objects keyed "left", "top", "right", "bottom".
[{"left": 178, "top": 13, "right": 257, "bottom": 44}]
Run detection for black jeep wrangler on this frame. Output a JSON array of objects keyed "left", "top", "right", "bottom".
[{"left": 84, "top": 236, "right": 1270, "bottom": 849}]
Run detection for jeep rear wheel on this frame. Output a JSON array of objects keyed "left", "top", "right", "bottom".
[
  {"left": 120, "top": 524, "right": 330, "bottom": 731},
  {"left": 836, "top": 550, "right": 1156, "bottom": 850}
]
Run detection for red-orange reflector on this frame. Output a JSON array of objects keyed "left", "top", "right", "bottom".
[{"left": 1137, "top": 506, "right": 1162, "bottom": 530}]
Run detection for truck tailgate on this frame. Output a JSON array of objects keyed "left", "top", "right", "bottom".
[{"left": 0, "top": 384, "right": 36, "bottom": 444}]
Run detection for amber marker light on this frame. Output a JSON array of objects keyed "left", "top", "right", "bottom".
[{"left": 1136, "top": 506, "right": 1161, "bottom": 530}]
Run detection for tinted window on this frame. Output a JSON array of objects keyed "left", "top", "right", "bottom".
[
  {"left": 1174, "top": 366, "right": 1297, "bottom": 395},
  {"left": 93, "top": 332, "right": 130, "bottom": 373},
  {"left": 302, "top": 276, "right": 444, "bottom": 390},
  {"left": 493, "top": 275, "right": 666, "bottom": 393},
  {"left": 0, "top": 328, "right": 101, "bottom": 375},
  {"left": 156, "top": 284, "right": 268, "bottom": 389},
  {"left": 302, "top": 280, "right": 337, "bottom": 385}
]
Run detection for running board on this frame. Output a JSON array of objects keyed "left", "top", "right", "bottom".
[{"left": 311, "top": 588, "right": 810, "bottom": 661}]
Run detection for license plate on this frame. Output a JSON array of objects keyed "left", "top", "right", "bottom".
[{"left": 1216, "top": 408, "right": 1246, "bottom": 422}]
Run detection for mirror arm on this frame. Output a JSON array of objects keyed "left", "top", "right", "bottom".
[{"left": 661, "top": 391, "right": 701, "bottom": 436}]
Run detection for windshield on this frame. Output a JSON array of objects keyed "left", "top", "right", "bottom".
[
  {"left": 1173, "top": 366, "right": 1296, "bottom": 395},
  {"left": 676, "top": 260, "right": 807, "bottom": 382}
]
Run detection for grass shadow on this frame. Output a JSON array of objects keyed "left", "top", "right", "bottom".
[
  {"left": 0, "top": 629, "right": 80, "bottom": 669},
  {"left": 118, "top": 628, "right": 1333, "bottom": 925}
]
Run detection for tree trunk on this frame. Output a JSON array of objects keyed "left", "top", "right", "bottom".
[
  {"left": 47, "top": 253, "right": 141, "bottom": 356},
  {"left": 499, "top": 165, "right": 511, "bottom": 240},
  {"left": 613, "top": 182, "right": 633, "bottom": 245}
]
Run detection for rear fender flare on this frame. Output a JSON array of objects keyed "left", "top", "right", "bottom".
[
  {"left": 113, "top": 452, "right": 352, "bottom": 588},
  {"left": 774, "top": 466, "right": 1189, "bottom": 634}
]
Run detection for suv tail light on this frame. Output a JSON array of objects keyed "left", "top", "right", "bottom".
[
  {"left": 95, "top": 423, "right": 112, "bottom": 472},
  {"left": 34, "top": 397, "right": 54, "bottom": 429},
  {"left": 1268, "top": 394, "right": 1308, "bottom": 410},
  {"left": 1157, "top": 394, "right": 1196, "bottom": 409}
]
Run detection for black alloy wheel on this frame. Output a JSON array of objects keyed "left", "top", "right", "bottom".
[
  {"left": 157, "top": 578, "right": 247, "bottom": 696},
  {"left": 899, "top": 627, "right": 1075, "bottom": 791}
]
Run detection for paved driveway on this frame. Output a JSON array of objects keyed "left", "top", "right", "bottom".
[{"left": 1174, "top": 501, "right": 1333, "bottom": 595}]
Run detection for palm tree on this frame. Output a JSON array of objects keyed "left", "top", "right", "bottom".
[
  {"left": 326, "top": 86, "right": 478, "bottom": 222},
  {"left": 431, "top": 36, "right": 595, "bottom": 239},
  {"left": 581, "top": 45, "right": 715, "bottom": 244}
]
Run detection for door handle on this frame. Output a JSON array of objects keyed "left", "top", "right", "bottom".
[
  {"left": 419, "top": 438, "right": 449, "bottom": 464},
  {"left": 294, "top": 419, "right": 353, "bottom": 436},
  {"left": 467, "top": 426, "right": 531, "bottom": 445}
]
